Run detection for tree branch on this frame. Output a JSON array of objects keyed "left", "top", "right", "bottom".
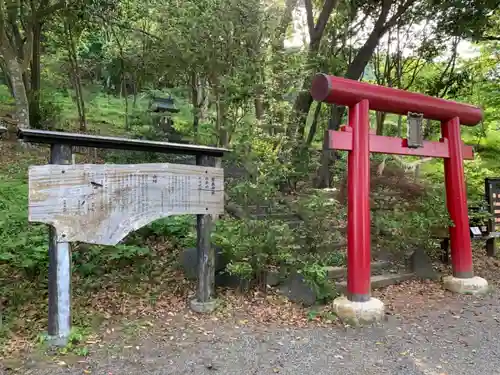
[
  {"left": 308, "top": 0, "right": 339, "bottom": 52},
  {"left": 304, "top": 0, "right": 315, "bottom": 38},
  {"left": 95, "top": 13, "right": 161, "bottom": 40},
  {"left": 482, "top": 35, "right": 500, "bottom": 41},
  {"left": 314, "top": 0, "right": 339, "bottom": 40},
  {"left": 383, "top": 0, "right": 417, "bottom": 32},
  {"left": 35, "top": 0, "right": 67, "bottom": 19}
]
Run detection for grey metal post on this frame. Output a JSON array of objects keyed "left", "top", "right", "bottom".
[
  {"left": 48, "top": 144, "right": 73, "bottom": 346},
  {"left": 190, "top": 154, "right": 217, "bottom": 313}
]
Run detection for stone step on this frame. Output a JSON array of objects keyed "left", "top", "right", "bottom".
[
  {"left": 325, "top": 260, "right": 391, "bottom": 280},
  {"left": 336, "top": 272, "right": 415, "bottom": 294}
]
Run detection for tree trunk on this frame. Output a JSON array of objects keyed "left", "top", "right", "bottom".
[
  {"left": 293, "top": 87, "right": 314, "bottom": 139},
  {"left": 73, "top": 57, "right": 86, "bottom": 131},
  {"left": 5, "top": 54, "right": 30, "bottom": 129},
  {"left": 29, "top": 22, "right": 42, "bottom": 128},
  {"left": 254, "top": 84, "right": 265, "bottom": 121},
  {"left": 306, "top": 102, "right": 322, "bottom": 146},
  {"left": 288, "top": 0, "right": 339, "bottom": 140},
  {"left": 216, "top": 97, "right": 228, "bottom": 148},
  {"left": 133, "top": 74, "right": 139, "bottom": 108},
  {"left": 314, "top": 1, "right": 395, "bottom": 188},
  {"left": 316, "top": 105, "right": 343, "bottom": 188},
  {"left": 376, "top": 112, "right": 386, "bottom": 135},
  {"left": 74, "top": 74, "right": 86, "bottom": 131},
  {"left": 191, "top": 71, "right": 200, "bottom": 139},
  {"left": 69, "top": 73, "right": 83, "bottom": 130},
  {"left": 200, "top": 81, "right": 209, "bottom": 121},
  {"left": 397, "top": 115, "right": 403, "bottom": 137},
  {"left": 65, "top": 22, "right": 87, "bottom": 131},
  {"left": 122, "top": 79, "right": 129, "bottom": 130}
]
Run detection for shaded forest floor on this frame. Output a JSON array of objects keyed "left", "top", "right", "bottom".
[
  {"left": 3, "top": 252, "right": 500, "bottom": 375},
  {"left": 13, "top": 293, "right": 500, "bottom": 375}
]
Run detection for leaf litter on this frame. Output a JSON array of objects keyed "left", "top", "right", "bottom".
[{"left": 3, "top": 241, "right": 500, "bottom": 371}]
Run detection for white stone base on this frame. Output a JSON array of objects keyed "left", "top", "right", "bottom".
[
  {"left": 443, "top": 276, "right": 489, "bottom": 295},
  {"left": 332, "top": 296, "right": 385, "bottom": 325}
]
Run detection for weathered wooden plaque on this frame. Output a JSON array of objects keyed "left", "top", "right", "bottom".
[{"left": 29, "top": 163, "right": 224, "bottom": 245}]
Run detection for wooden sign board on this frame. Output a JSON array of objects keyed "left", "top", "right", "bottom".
[{"left": 29, "top": 163, "right": 224, "bottom": 245}]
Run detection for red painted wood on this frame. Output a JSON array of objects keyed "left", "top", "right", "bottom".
[
  {"left": 314, "top": 77, "right": 481, "bottom": 297},
  {"left": 347, "top": 100, "right": 371, "bottom": 299},
  {"left": 442, "top": 117, "right": 474, "bottom": 277},
  {"left": 311, "top": 74, "right": 483, "bottom": 126},
  {"left": 340, "top": 125, "right": 377, "bottom": 135},
  {"left": 328, "top": 130, "right": 474, "bottom": 160}
]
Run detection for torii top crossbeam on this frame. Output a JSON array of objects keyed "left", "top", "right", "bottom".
[{"left": 311, "top": 74, "right": 483, "bottom": 126}]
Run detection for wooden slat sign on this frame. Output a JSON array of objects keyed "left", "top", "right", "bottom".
[{"left": 29, "top": 163, "right": 224, "bottom": 245}]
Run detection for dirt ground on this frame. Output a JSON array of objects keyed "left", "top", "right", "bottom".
[
  {"left": 5, "top": 291, "right": 500, "bottom": 375},
  {"left": 3, "top": 253, "right": 500, "bottom": 375}
]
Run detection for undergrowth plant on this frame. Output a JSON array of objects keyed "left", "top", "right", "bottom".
[
  {"left": 0, "top": 181, "right": 48, "bottom": 279},
  {"left": 213, "top": 218, "right": 297, "bottom": 281}
]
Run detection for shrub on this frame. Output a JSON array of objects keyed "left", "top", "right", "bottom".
[
  {"left": 0, "top": 180, "right": 48, "bottom": 279},
  {"left": 146, "top": 216, "right": 196, "bottom": 248},
  {"left": 213, "top": 218, "right": 297, "bottom": 281},
  {"left": 293, "top": 190, "right": 346, "bottom": 257}
]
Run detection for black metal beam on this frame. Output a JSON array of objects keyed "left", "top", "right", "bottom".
[{"left": 17, "top": 128, "right": 229, "bottom": 157}]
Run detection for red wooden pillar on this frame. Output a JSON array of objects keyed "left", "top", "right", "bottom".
[
  {"left": 347, "top": 100, "right": 371, "bottom": 301},
  {"left": 442, "top": 117, "right": 474, "bottom": 278}
]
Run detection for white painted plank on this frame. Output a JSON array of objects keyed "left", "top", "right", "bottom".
[{"left": 29, "top": 163, "right": 224, "bottom": 245}]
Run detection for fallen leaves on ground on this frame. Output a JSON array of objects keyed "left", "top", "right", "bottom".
[
  {"left": 373, "top": 279, "right": 448, "bottom": 317},
  {"left": 4, "top": 246, "right": 500, "bottom": 363}
]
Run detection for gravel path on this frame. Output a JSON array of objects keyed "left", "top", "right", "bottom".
[{"left": 13, "top": 292, "right": 500, "bottom": 375}]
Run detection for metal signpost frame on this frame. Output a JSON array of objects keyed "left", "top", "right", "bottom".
[{"left": 18, "top": 128, "right": 229, "bottom": 346}]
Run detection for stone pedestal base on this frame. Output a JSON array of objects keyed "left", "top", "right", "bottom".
[
  {"left": 332, "top": 296, "right": 385, "bottom": 326},
  {"left": 443, "top": 276, "right": 489, "bottom": 295},
  {"left": 190, "top": 298, "right": 219, "bottom": 313}
]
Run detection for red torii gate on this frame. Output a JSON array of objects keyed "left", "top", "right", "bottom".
[{"left": 310, "top": 74, "right": 488, "bottom": 318}]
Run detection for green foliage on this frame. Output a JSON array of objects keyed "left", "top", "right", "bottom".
[
  {"left": 0, "top": 176, "right": 189, "bottom": 281},
  {"left": 294, "top": 190, "right": 346, "bottom": 256},
  {"left": 299, "top": 262, "right": 337, "bottom": 303},
  {"left": 72, "top": 244, "right": 153, "bottom": 277},
  {"left": 36, "top": 89, "right": 65, "bottom": 129},
  {"left": 0, "top": 181, "right": 48, "bottom": 279},
  {"left": 147, "top": 216, "right": 196, "bottom": 248},
  {"left": 37, "top": 326, "right": 90, "bottom": 357},
  {"left": 373, "top": 185, "right": 452, "bottom": 254},
  {"left": 0, "top": 0, "right": 498, "bottom": 349},
  {"left": 464, "top": 155, "right": 497, "bottom": 197},
  {"left": 213, "top": 218, "right": 297, "bottom": 280}
]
